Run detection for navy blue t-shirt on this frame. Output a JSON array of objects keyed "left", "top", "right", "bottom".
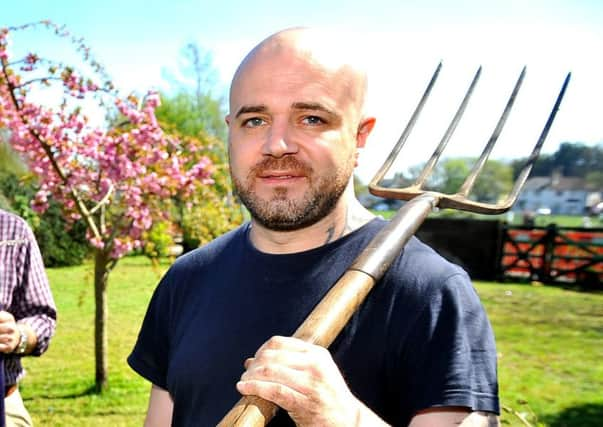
[{"left": 128, "top": 218, "right": 499, "bottom": 426}]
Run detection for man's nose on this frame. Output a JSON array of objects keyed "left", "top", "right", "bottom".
[{"left": 262, "top": 122, "right": 298, "bottom": 157}]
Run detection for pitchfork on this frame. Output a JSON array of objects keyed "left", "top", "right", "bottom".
[{"left": 217, "top": 64, "right": 571, "bottom": 426}]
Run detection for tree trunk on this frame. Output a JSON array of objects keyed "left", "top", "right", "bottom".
[{"left": 94, "top": 249, "right": 109, "bottom": 393}]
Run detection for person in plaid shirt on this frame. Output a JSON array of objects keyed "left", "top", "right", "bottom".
[{"left": 0, "top": 209, "right": 57, "bottom": 426}]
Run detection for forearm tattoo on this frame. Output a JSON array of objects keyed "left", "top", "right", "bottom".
[
  {"left": 479, "top": 412, "right": 500, "bottom": 427},
  {"left": 488, "top": 413, "right": 500, "bottom": 427}
]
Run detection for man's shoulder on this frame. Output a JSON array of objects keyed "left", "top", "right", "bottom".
[
  {"left": 343, "top": 217, "right": 467, "bottom": 281},
  {"left": 0, "top": 209, "right": 31, "bottom": 240},
  {"left": 169, "top": 223, "right": 248, "bottom": 273},
  {"left": 405, "top": 236, "right": 467, "bottom": 275},
  {"left": 0, "top": 208, "right": 26, "bottom": 225},
  {"left": 380, "top": 236, "right": 482, "bottom": 330},
  {"left": 384, "top": 235, "right": 471, "bottom": 297}
]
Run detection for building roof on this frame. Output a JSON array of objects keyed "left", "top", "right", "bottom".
[
  {"left": 523, "top": 177, "right": 550, "bottom": 191},
  {"left": 523, "top": 175, "right": 599, "bottom": 192}
]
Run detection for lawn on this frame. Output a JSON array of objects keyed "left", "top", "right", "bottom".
[
  {"left": 20, "top": 257, "right": 603, "bottom": 426},
  {"left": 21, "top": 256, "right": 164, "bottom": 426},
  {"left": 478, "top": 282, "right": 603, "bottom": 426}
]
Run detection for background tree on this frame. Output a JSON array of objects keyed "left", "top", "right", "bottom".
[
  {"left": 0, "top": 131, "right": 27, "bottom": 175},
  {"left": 157, "top": 42, "right": 242, "bottom": 251},
  {"left": 511, "top": 142, "right": 603, "bottom": 179},
  {"left": 410, "top": 157, "right": 514, "bottom": 203},
  {"left": 585, "top": 171, "right": 603, "bottom": 189},
  {"left": 430, "top": 158, "right": 471, "bottom": 194},
  {"left": 1, "top": 173, "right": 90, "bottom": 266},
  {"left": 0, "top": 133, "right": 26, "bottom": 209},
  {"left": 471, "top": 159, "right": 514, "bottom": 203},
  {"left": 160, "top": 42, "right": 227, "bottom": 142},
  {"left": 1, "top": 138, "right": 89, "bottom": 266},
  {"left": 0, "top": 21, "right": 214, "bottom": 391},
  {"left": 552, "top": 142, "right": 603, "bottom": 177}
]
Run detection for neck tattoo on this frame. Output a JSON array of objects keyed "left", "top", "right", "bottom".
[
  {"left": 323, "top": 210, "right": 352, "bottom": 245},
  {"left": 324, "top": 224, "right": 336, "bottom": 244}
]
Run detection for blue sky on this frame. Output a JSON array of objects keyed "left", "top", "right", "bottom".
[{"left": 4, "top": 0, "right": 603, "bottom": 182}]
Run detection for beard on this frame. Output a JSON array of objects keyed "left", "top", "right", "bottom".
[{"left": 231, "top": 156, "right": 352, "bottom": 231}]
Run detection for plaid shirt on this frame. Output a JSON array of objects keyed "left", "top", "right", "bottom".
[{"left": 0, "top": 209, "right": 57, "bottom": 385}]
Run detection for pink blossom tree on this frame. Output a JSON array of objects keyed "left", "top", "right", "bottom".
[{"left": 0, "top": 21, "right": 215, "bottom": 391}]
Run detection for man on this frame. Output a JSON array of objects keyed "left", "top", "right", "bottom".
[
  {"left": 0, "top": 209, "right": 57, "bottom": 426},
  {"left": 128, "top": 28, "right": 500, "bottom": 426}
]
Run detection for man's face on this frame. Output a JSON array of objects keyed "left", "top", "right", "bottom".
[{"left": 227, "top": 49, "right": 366, "bottom": 231}]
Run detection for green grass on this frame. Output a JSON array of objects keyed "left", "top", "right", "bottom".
[
  {"left": 21, "top": 256, "right": 167, "bottom": 426},
  {"left": 477, "top": 282, "right": 603, "bottom": 427},
  {"left": 20, "top": 258, "right": 603, "bottom": 426}
]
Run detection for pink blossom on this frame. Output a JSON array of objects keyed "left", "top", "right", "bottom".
[
  {"left": 89, "top": 236, "right": 105, "bottom": 250},
  {"left": 1, "top": 24, "right": 216, "bottom": 260},
  {"left": 145, "top": 91, "right": 161, "bottom": 108},
  {"left": 25, "top": 53, "right": 38, "bottom": 64}
]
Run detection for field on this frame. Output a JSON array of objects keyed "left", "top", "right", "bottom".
[
  {"left": 481, "top": 282, "right": 603, "bottom": 426},
  {"left": 20, "top": 257, "right": 603, "bottom": 426},
  {"left": 21, "top": 257, "right": 158, "bottom": 426}
]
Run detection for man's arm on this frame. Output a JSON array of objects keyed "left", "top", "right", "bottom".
[
  {"left": 144, "top": 385, "right": 173, "bottom": 427},
  {"left": 409, "top": 408, "right": 500, "bottom": 427},
  {"left": 11, "top": 221, "right": 57, "bottom": 355},
  {"left": 236, "top": 336, "right": 501, "bottom": 427}
]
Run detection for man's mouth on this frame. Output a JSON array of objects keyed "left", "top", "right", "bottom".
[
  {"left": 257, "top": 171, "right": 307, "bottom": 184},
  {"left": 259, "top": 171, "right": 304, "bottom": 179},
  {"left": 249, "top": 157, "right": 313, "bottom": 185}
]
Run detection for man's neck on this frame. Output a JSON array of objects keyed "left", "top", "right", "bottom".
[{"left": 249, "top": 195, "right": 375, "bottom": 254}]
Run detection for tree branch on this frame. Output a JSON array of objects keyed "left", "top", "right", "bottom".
[
  {"left": 89, "top": 183, "right": 114, "bottom": 214},
  {"left": 1, "top": 61, "right": 102, "bottom": 240},
  {"left": 11, "top": 76, "right": 62, "bottom": 89}
]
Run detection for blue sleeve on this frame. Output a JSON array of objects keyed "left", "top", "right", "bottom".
[{"left": 398, "top": 272, "right": 499, "bottom": 417}]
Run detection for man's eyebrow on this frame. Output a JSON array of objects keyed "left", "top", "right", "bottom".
[
  {"left": 234, "top": 102, "right": 341, "bottom": 120},
  {"left": 235, "top": 104, "right": 267, "bottom": 118},
  {"left": 292, "top": 102, "right": 337, "bottom": 117}
]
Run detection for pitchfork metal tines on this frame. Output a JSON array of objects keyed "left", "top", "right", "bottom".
[{"left": 369, "top": 63, "right": 572, "bottom": 214}]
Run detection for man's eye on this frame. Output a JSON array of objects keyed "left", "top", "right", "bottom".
[
  {"left": 302, "top": 116, "right": 325, "bottom": 125},
  {"left": 243, "top": 117, "right": 265, "bottom": 128}
]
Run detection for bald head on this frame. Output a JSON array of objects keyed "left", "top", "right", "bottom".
[
  {"left": 229, "top": 28, "right": 369, "bottom": 119},
  {"left": 226, "top": 27, "right": 377, "bottom": 237}
]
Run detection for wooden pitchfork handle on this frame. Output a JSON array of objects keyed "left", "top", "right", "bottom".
[{"left": 217, "top": 194, "right": 438, "bottom": 426}]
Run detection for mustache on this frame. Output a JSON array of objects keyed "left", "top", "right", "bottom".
[{"left": 249, "top": 156, "right": 313, "bottom": 177}]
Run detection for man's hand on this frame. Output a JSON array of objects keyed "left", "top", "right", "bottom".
[
  {"left": 0, "top": 311, "right": 21, "bottom": 353},
  {"left": 236, "top": 336, "right": 367, "bottom": 426}
]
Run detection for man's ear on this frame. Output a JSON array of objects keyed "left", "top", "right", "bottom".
[
  {"left": 356, "top": 117, "right": 376, "bottom": 148},
  {"left": 225, "top": 114, "right": 231, "bottom": 125}
]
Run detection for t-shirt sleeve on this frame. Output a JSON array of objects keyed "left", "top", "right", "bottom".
[
  {"left": 127, "top": 272, "right": 173, "bottom": 390},
  {"left": 397, "top": 271, "right": 499, "bottom": 417}
]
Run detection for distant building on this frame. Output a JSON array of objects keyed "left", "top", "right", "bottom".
[{"left": 514, "top": 171, "right": 602, "bottom": 215}]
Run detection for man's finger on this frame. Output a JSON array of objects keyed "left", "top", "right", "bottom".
[
  {"left": 241, "top": 360, "right": 317, "bottom": 396},
  {"left": 256, "top": 336, "right": 314, "bottom": 354},
  {"left": 0, "top": 311, "right": 15, "bottom": 322},
  {"left": 236, "top": 377, "right": 308, "bottom": 413},
  {"left": 249, "top": 348, "right": 319, "bottom": 372}
]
